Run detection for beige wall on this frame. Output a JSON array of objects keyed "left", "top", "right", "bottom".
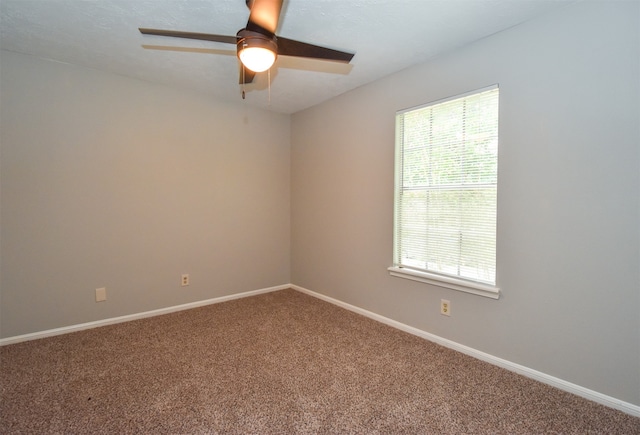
[
  {"left": 0, "top": 51, "right": 291, "bottom": 337},
  {"left": 291, "top": 1, "right": 640, "bottom": 406}
]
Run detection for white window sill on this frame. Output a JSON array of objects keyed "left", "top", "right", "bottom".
[{"left": 388, "top": 266, "right": 500, "bottom": 299}]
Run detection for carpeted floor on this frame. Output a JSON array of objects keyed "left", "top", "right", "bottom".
[{"left": 1, "top": 288, "right": 639, "bottom": 434}]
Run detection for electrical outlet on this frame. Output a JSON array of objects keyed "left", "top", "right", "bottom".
[
  {"left": 440, "top": 299, "right": 451, "bottom": 316},
  {"left": 95, "top": 287, "right": 107, "bottom": 302},
  {"left": 181, "top": 274, "right": 190, "bottom": 287}
]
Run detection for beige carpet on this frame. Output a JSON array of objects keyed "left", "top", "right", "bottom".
[{"left": 1, "top": 289, "right": 638, "bottom": 434}]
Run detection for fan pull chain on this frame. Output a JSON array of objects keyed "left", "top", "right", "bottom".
[
  {"left": 242, "top": 67, "right": 246, "bottom": 99},
  {"left": 268, "top": 68, "right": 271, "bottom": 106}
]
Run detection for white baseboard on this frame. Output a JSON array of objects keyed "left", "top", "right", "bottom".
[
  {"left": 3, "top": 282, "right": 638, "bottom": 417},
  {"left": 290, "top": 284, "right": 640, "bottom": 418},
  {"left": 0, "top": 284, "right": 288, "bottom": 346}
]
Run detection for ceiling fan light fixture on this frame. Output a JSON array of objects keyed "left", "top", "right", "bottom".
[
  {"left": 239, "top": 46, "right": 276, "bottom": 72},
  {"left": 237, "top": 31, "right": 277, "bottom": 72}
]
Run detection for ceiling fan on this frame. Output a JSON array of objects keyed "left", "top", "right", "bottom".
[{"left": 139, "top": 0, "right": 355, "bottom": 91}]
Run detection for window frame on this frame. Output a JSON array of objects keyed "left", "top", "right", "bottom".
[{"left": 389, "top": 85, "right": 501, "bottom": 299}]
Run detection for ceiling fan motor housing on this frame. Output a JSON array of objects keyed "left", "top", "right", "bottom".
[{"left": 237, "top": 29, "right": 278, "bottom": 61}]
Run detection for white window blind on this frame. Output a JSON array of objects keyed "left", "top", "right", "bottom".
[{"left": 393, "top": 86, "right": 499, "bottom": 286}]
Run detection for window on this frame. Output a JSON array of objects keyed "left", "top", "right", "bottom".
[{"left": 389, "top": 86, "right": 500, "bottom": 299}]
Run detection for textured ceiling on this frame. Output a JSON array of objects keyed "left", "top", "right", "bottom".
[{"left": 1, "top": 0, "right": 573, "bottom": 114}]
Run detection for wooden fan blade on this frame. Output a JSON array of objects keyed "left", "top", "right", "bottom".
[
  {"left": 139, "top": 28, "right": 237, "bottom": 45},
  {"left": 246, "top": 0, "right": 283, "bottom": 35},
  {"left": 239, "top": 64, "right": 257, "bottom": 84},
  {"left": 277, "top": 37, "right": 355, "bottom": 63}
]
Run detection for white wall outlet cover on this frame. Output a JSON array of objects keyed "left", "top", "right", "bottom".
[
  {"left": 440, "top": 299, "right": 451, "bottom": 316},
  {"left": 95, "top": 287, "right": 107, "bottom": 302}
]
